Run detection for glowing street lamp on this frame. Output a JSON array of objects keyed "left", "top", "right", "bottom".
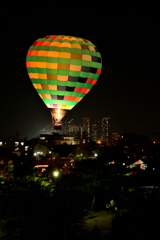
[
  {"left": 53, "top": 171, "right": 59, "bottom": 177},
  {"left": 53, "top": 170, "right": 59, "bottom": 185}
]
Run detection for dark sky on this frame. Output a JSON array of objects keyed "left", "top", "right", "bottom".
[{"left": 1, "top": 0, "right": 160, "bottom": 140}]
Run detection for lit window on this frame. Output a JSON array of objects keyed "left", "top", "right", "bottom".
[
  {"left": 21, "top": 142, "right": 24, "bottom": 146},
  {"left": 0, "top": 142, "right": 2, "bottom": 146},
  {"left": 25, "top": 146, "right": 29, "bottom": 151},
  {"left": 15, "top": 142, "right": 19, "bottom": 146}
]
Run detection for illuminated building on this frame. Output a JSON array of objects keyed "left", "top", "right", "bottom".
[
  {"left": 101, "top": 117, "right": 110, "bottom": 145},
  {"left": 64, "top": 119, "right": 81, "bottom": 136},
  {"left": 33, "top": 144, "right": 49, "bottom": 160},
  {"left": 91, "top": 121, "right": 100, "bottom": 142},
  {"left": 0, "top": 139, "right": 28, "bottom": 156},
  {"left": 83, "top": 118, "right": 91, "bottom": 138}
]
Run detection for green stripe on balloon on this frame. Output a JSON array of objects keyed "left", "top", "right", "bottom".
[{"left": 43, "top": 98, "right": 77, "bottom": 105}]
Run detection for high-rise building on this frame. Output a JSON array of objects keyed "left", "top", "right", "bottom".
[
  {"left": 83, "top": 118, "right": 91, "bottom": 139},
  {"left": 91, "top": 121, "right": 100, "bottom": 142},
  {"left": 63, "top": 119, "right": 74, "bottom": 135},
  {"left": 101, "top": 117, "right": 110, "bottom": 145}
]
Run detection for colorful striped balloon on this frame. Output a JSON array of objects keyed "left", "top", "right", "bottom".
[{"left": 26, "top": 35, "right": 102, "bottom": 128}]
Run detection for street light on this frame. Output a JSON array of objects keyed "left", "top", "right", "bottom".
[
  {"left": 53, "top": 170, "right": 59, "bottom": 185},
  {"left": 53, "top": 171, "right": 59, "bottom": 177}
]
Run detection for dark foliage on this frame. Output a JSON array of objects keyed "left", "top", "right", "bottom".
[{"left": 106, "top": 190, "right": 160, "bottom": 240}]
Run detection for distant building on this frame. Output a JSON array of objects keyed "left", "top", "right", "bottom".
[
  {"left": 91, "top": 121, "right": 100, "bottom": 142},
  {"left": 33, "top": 143, "right": 49, "bottom": 159},
  {"left": 0, "top": 139, "right": 29, "bottom": 156},
  {"left": 39, "top": 133, "right": 75, "bottom": 145},
  {"left": 101, "top": 117, "right": 110, "bottom": 145},
  {"left": 83, "top": 118, "right": 91, "bottom": 138},
  {"left": 64, "top": 119, "right": 81, "bottom": 136},
  {"left": 112, "top": 132, "right": 121, "bottom": 145}
]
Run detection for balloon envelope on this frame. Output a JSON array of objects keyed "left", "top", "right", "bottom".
[{"left": 26, "top": 35, "right": 102, "bottom": 125}]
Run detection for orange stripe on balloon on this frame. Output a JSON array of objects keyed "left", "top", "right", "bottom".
[
  {"left": 82, "top": 54, "right": 91, "bottom": 61},
  {"left": 85, "top": 89, "right": 90, "bottom": 93},
  {"left": 75, "top": 97, "right": 82, "bottom": 102},
  {"left": 57, "top": 36, "right": 63, "bottom": 40},
  {"left": 26, "top": 62, "right": 30, "bottom": 67},
  {"left": 57, "top": 75, "right": 68, "bottom": 81},
  {"left": 27, "top": 62, "right": 37, "bottom": 68},
  {"left": 81, "top": 88, "right": 87, "bottom": 93},
  {"left": 31, "top": 50, "right": 39, "bottom": 56},
  {"left": 64, "top": 96, "right": 71, "bottom": 101},
  {"left": 70, "top": 65, "right": 81, "bottom": 71},
  {"left": 81, "top": 88, "right": 90, "bottom": 94},
  {"left": 48, "top": 85, "right": 57, "bottom": 90},
  {"left": 70, "top": 96, "right": 77, "bottom": 101},
  {"left": 38, "top": 51, "right": 48, "bottom": 57}
]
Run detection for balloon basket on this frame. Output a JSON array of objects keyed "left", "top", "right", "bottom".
[{"left": 54, "top": 121, "right": 62, "bottom": 130}]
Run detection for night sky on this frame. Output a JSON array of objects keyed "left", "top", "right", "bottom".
[{"left": 1, "top": 0, "right": 160, "bottom": 140}]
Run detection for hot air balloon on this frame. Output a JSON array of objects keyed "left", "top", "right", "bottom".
[{"left": 26, "top": 35, "right": 102, "bottom": 129}]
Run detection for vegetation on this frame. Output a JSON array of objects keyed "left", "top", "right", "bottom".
[{"left": 0, "top": 133, "right": 160, "bottom": 239}]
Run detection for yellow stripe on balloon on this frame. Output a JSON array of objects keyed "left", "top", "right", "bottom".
[
  {"left": 33, "top": 83, "right": 42, "bottom": 89},
  {"left": 50, "top": 41, "right": 61, "bottom": 47},
  {"left": 28, "top": 72, "right": 39, "bottom": 79},
  {"left": 38, "top": 73, "right": 47, "bottom": 79},
  {"left": 37, "top": 62, "right": 46, "bottom": 68},
  {"left": 71, "top": 43, "right": 81, "bottom": 49},
  {"left": 47, "top": 51, "right": 59, "bottom": 57},
  {"left": 59, "top": 52, "right": 71, "bottom": 59},
  {"left": 61, "top": 42, "right": 71, "bottom": 48},
  {"left": 46, "top": 62, "right": 58, "bottom": 69},
  {"left": 45, "top": 103, "right": 50, "bottom": 108}
]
